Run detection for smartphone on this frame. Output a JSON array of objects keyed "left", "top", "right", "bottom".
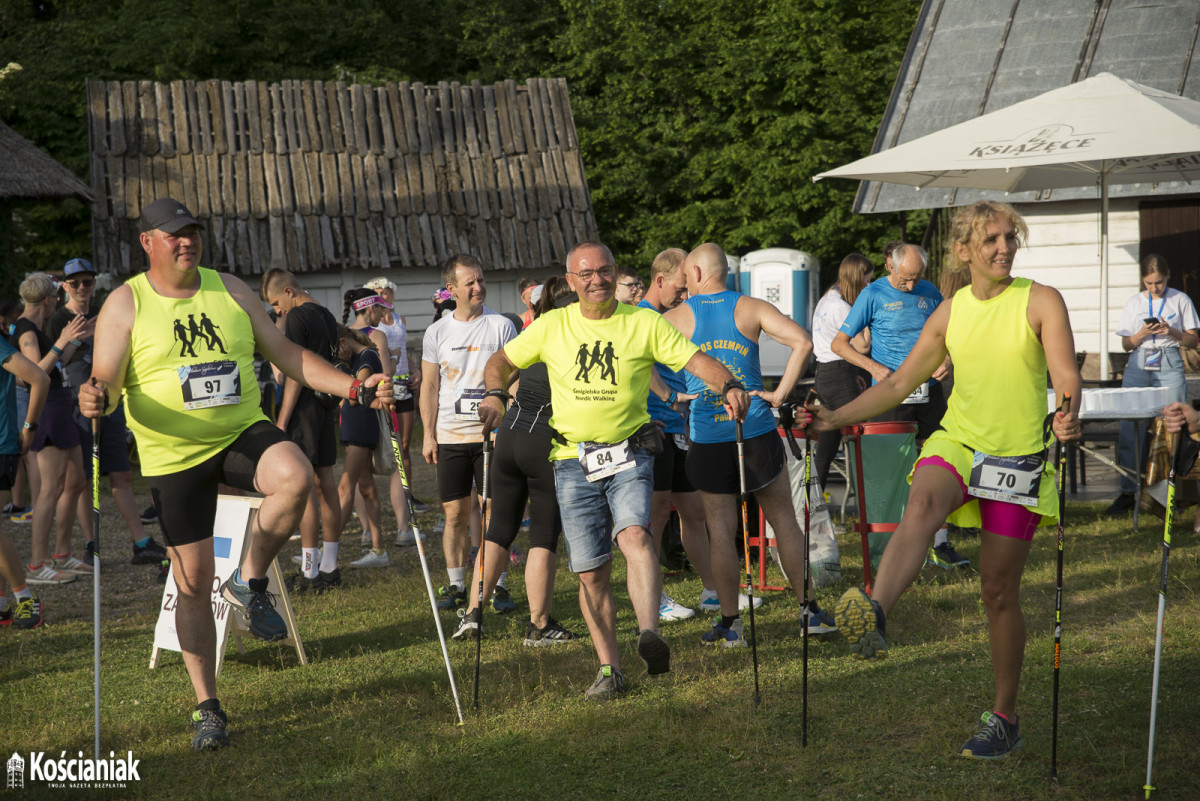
[{"left": 1145, "top": 317, "right": 1159, "bottom": 325}]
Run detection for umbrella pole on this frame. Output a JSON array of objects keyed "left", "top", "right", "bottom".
[{"left": 1099, "top": 169, "right": 1111, "bottom": 380}]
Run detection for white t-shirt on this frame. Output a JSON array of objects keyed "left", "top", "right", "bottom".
[
  {"left": 811, "top": 287, "right": 852, "bottom": 363},
  {"left": 375, "top": 314, "right": 410, "bottom": 376},
  {"left": 1115, "top": 287, "right": 1200, "bottom": 350},
  {"left": 421, "top": 308, "right": 516, "bottom": 443}
]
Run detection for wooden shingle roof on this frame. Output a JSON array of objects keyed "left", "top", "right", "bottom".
[
  {"left": 87, "top": 78, "right": 597, "bottom": 276},
  {"left": 0, "top": 118, "right": 92, "bottom": 202}
]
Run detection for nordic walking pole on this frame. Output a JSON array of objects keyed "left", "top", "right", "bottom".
[
  {"left": 801, "top": 388, "right": 820, "bottom": 747},
  {"left": 385, "top": 396, "right": 464, "bottom": 725},
  {"left": 735, "top": 418, "right": 760, "bottom": 705},
  {"left": 1051, "top": 392, "right": 1070, "bottom": 781},
  {"left": 1144, "top": 419, "right": 1188, "bottom": 798},
  {"left": 473, "top": 430, "right": 492, "bottom": 712},
  {"left": 91, "top": 415, "right": 102, "bottom": 761}
]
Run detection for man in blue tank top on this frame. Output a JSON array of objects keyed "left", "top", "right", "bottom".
[
  {"left": 664, "top": 243, "right": 838, "bottom": 646},
  {"left": 832, "top": 244, "right": 969, "bottom": 570}
]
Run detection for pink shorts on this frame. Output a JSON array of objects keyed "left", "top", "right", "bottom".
[{"left": 917, "top": 455, "right": 1040, "bottom": 541}]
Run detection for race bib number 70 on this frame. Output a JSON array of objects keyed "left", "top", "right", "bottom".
[{"left": 967, "top": 451, "right": 1042, "bottom": 507}]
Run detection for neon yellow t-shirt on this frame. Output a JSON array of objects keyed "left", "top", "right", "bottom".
[
  {"left": 504, "top": 302, "right": 699, "bottom": 460},
  {"left": 125, "top": 268, "right": 268, "bottom": 475}
]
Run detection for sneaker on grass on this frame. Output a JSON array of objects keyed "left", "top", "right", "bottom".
[
  {"left": 131, "top": 537, "right": 168, "bottom": 565},
  {"left": 659, "top": 591, "right": 696, "bottom": 622},
  {"left": 636, "top": 629, "right": 671, "bottom": 675},
  {"left": 492, "top": 585, "right": 518, "bottom": 613},
  {"left": 140, "top": 504, "right": 158, "bottom": 524},
  {"left": 523, "top": 617, "right": 577, "bottom": 646},
  {"left": 700, "top": 617, "right": 746, "bottom": 648},
  {"left": 0, "top": 605, "right": 9, "bottom": 626},
  {"left": 14, "top": 594, "right": 43, "bottom": 629},
  {"left": 802, "top": 605, "right": 838, "bottom": 635},
  {"left": 191, "top": 708, "right": 228, "bottom": 751},
  {"left": 835, "top": 587, "right": 887, "bottom": 659},
  {"left": 698, "top": 590, "right": 763, "bottom": 613},
  {"left": 960, "top": 711, "right": 1025, "bottom": 759},
  {"left": 220, "top": 570, "right": 287, "bottom": 642},
  {"left": 54, "top": 554, "right": 93, "bottom": 574},
  {"left": 350, "top": 549, "right": 389, "bottom": 568},
  {"left": 26, "top": 563, "right": 77, "bottom": 585},
  {"left": 3, "top": 503, "right": 32, "bottom": 523},
  {"left": 436, "top": 584, "right": 467, "bottom": 610},
  {"left": 929, "top": 541, "right": 970, "bottom": 569},
  {"left": 451, "top": 607, "right": 481, "bottom": 641},
  {"left": 285, "top": 572, "right": 328, "bottom": 595},
  {"left": 584, "top": 664, "right": 626, "bottom": 701},
  {"left": 394, "top": 528, "right": 425, "bottom": 547}
]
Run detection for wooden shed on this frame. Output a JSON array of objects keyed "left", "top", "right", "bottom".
[{"left": 86, "top": 78, "right": 598, "bottom": 279}]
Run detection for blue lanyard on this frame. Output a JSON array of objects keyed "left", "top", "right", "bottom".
[{"left": 1148, "top": 293, "right": 1165, "bottom": 344}]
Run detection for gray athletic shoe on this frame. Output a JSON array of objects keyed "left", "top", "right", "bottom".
[
  {"left": 220, "top": 571, "right": 287, "bottom": 642},
  {"left": 584, "top": 664, "right": 627, "bottom": 701},
  {"left": 191, "top": 707, "right": 228, "bottom": 751}
]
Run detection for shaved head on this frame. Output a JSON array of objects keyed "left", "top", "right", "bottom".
[{"left": 685, "top": 243, "right": 729, "bottom": 281}]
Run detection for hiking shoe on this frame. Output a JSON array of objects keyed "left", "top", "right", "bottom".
[
  {"left": 285, "top": 572, "right": 328, "bottom": 595},
  {"left": 659, "top": 592, "right": 696, "bottom": 622},
  {"left": 437, "top": 584, "right": 467, "bottom": 610},
  {"left": 451, "top": 607, "right": 481, "bottom": 641},
  {"left": 220, "top": 571, "right": 287, "bottom": 642},
  {"left": 191, "top": 707, "right": 229, "bottom": 751},
  {"left": 13, "top": 594, "right": 43, "bottom": 629},
  {"left": 700, "top": 617, "right": 746, "bottom": 648},
  {"left": 584, "top": 664, "right": 627, "bottom": 701},
  {"left": 523, "top": 617, "right": 578, "bottom": 646},
  {"left": 0, "top": 605, "right": 11, "bottom": 626},
  {"left": 394, "top": 528, "right": 425, "bottom": 547},
  {"left": 835, "top": 587, "right": 887, "bottom": 659},
  {"left": 83, "top": 541, "right": 95, "bottom": 566},
  {"left": 408, "top": 493, "right": 430, "bottom": 513},
  {"left": 319, "top": 568, "right": 341, "bottom": 589},
  {"left": 930, "top": 542, "right": 970, "bottom": 569},
  {"left": 25, "top": 563, "right": 77, "bottom": 585},
  {"left": 960, "top": 711, "right": 1025, "bottom": 759},
  {"left": 140, "top": 505, "right": 159, "bottom": 524},
  {"left": 350, "top": 549, "right": 389, "bottom": 568},
  {"left": 53, "top": 554, "right": 93, "bottom": 574},
  {"left": 698, "top": 591, "right": 763, "bottom": 614},
  {"left": 802, "top": 605, "right": 838, "bottom": 635},
  {"left": 131, "top": 538, "right": 168, "bottom": 565},
  {"left": 636, "top": 629, "right": 671, "bottom": 675},
  {"left": 492, "top": 585, "right": 518, "bottom": 613},
  {"left": 5, "top": 503, "right": 32, "bottom": 523},
  {"left": 1105, "top": 493, "right": 1136, "bottom": 515}
]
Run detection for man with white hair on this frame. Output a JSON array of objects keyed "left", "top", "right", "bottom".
[{"left": 831, "top": 243, "right": 967, "bottom": 568}]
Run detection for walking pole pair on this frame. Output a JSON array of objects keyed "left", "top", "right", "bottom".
[
  {"left": 1144, "top": 420, "right": 1195, "bottom": 798},
  {"left": 473, "top": 431, "right": 493, "bottom": 712},
  {"left": 778, "top": 399, "right": 815, "bottom": 746},
  {"left": 384, "top": 402, "right": 465, "bottom": 725},
  {"left": 734, "top": 419, "right": 760, "bottom": 706}
]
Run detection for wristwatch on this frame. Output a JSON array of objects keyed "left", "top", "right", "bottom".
[{"left": 23, "top": 421, "right": 38, "bottom": 431}]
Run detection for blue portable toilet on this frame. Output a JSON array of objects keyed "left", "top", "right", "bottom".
[{"left": 738, "top": 248, "right": 819, "bottom": 377}]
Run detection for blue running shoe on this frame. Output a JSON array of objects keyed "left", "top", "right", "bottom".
[
  {"left": 835, "top": 587, "right": 887, "bottom": 659},
  {"left": 492, "top": 585, "right": 518, "bottom": 613},
  {"left": 700, "top": 617, "right": 746, "bottom": 648},
  {"left": 437, "top": 584, "right": 467, "bottom": 610},
  {"left": 960, "top": 711, "right": 1025, "bottom": 759},
  {"left": 930, "top": 542, "right": 970, "bottom": 569},
  {"left": 802, "top": 605, "right": 838, "bottom": 635},
  {"left": 220, "top": 570, "right": 287, "bottom": 642},
  {"left": 191, "top": 707, "right": 229, "bottom": 751}
]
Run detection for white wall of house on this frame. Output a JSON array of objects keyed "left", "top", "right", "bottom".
[{"left": 1011, "top": 198, "right": 1142, "bottom": 367}]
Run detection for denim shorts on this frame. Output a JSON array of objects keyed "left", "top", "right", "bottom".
[{"left": 551, "top": 447, "right": 654, "bottom": 573}]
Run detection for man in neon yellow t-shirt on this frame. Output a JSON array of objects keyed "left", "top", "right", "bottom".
[{"left": 479, "top": 240, "right": 749, "bottom": 701}]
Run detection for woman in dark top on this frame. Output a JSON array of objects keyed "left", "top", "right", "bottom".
[
  {"left": 14, "top": 273, "right": 89, "bottom": 584},
  {"left": 452, "top": 276, "right": 578, "bottom": 645},
  {"left": 335, "top": 326, "right": 388, "bottom": 567}
]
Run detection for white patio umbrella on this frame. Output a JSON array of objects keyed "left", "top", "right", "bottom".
[{"left": 813, "top": 72, "right": 1200, "bottom": 378}]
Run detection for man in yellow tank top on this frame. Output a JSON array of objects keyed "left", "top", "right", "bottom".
[{"left": 78, "top": 198, "right": 393, "bottom": 752}]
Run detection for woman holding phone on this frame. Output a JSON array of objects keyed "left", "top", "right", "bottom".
[{"left": 1108, "top": 254, "right": 1200, "bottom": 515}]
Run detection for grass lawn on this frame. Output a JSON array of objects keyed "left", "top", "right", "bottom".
[{"left": 2, "top": 466, "right": 1198, "bottom": 800}]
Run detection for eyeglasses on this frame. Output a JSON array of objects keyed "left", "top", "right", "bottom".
[
  {"left": 617, "top": 281, "right": 640, "bottom": 289},
  {"left": 64, "top": 278, "right": 95, "bottom": 289},
  {"left": 567, "top": 265, "right": 616, "bottom": 282}
]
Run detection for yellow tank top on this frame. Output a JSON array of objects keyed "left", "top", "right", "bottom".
[
  {"left": 941, "top": 278, "right": 1047, "bottom": 456},
  {"left": 125, "top": 268, "right": 267, "bottom": 475}
]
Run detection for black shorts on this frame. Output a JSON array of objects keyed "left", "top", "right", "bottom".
[
  {"left": 75, "top": 402, "right": 133, "bottom": 477},
  {"left": 436, "top": 442, "right": 484, "bottom": 502},
  {"left": 149, "top": 420, "right": 291, "bottom": 547},
  {"left": 653, "top": 434, "right": 694, "bottom": 493},
  {"left": 287, "top": 399, "right": 337, "bottom": 468},
  {"left": 686, "top": 430, "right": 785, "bottom": 495},
  {"left": 394, "top": 396, "right": 415, "bottom": 414},
  {"left": 871, "top": 381, "right": 947, "bottom": 442},
  {"left": 0, "top": 453, "right": 18, "bottom": 492},
  {"left": 485, "top": 428, "right": 561, "bottom": 552}
]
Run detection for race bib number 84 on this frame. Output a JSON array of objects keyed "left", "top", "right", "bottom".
[{"left": 577, "top": 440, "right": 635, "bottom": 482}]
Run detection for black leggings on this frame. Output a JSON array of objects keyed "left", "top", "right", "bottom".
[
  {"left": 484, "top": 427, "right": 561, "bottom": 552},
  {"left": 814, "top": 360, "right": 869, "bottom": 488}
]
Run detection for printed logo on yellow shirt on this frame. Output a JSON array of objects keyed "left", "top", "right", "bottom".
[
  {"left": 172, "top": 313, "right": 228, "bottom": 357},
  {"left": 573, "top": 340, "right": 619, "bottom": 387}
]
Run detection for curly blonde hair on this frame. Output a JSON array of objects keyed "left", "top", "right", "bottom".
[{"left": 944, "top": 201, "right": 1028, "bottom": 273}]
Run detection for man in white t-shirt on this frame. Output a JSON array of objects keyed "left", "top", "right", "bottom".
[{"left": 421, "top": 255, "right": 517, "bottom": 609}]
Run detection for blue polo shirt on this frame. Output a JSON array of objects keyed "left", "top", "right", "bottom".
[
  {"left": 0, "top": 337, "right": 19, "bottom": 455},
  {"left": 840, "top": 277, "right": 942, "bottom": 384}
]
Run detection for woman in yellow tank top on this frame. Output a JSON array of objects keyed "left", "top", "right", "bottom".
[{"left": 812, "top": 201, "right": 1083, "bottom": 760}]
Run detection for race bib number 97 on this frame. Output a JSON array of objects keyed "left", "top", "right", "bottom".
[
  {"left": 967, "top": 451, "right": 1042, "bottom": 507},
  {"left": 179, "top": 361, "right": 241, "bottom": 411}
]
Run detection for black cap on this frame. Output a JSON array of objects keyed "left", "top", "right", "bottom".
[{"left": 139, "top": 198, "right": 201, "bottom": 234}]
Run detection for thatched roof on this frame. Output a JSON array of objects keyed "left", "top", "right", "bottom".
[
  {"left": 0, "top": 118, "right": 93, "bottom": 202},
  {"left": 87, "top": 78, "right": 598, "bottom": 277}
]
